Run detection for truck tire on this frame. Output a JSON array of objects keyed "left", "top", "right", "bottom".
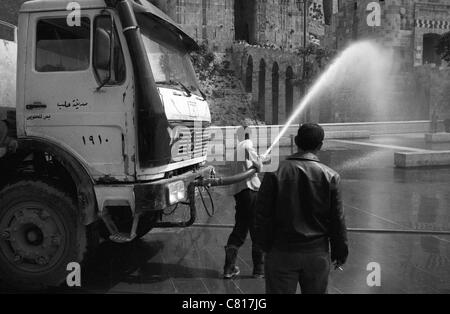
[{"left": 0, "top": 180, "right": 89, "bottom": 290}]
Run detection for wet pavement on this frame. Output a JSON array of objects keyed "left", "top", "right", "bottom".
[{"left": 2, "top": 134, "right": 450, "bottom": 294}]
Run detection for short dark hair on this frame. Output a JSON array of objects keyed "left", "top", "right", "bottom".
[
  {"left": 237, "top": 125, "right": 250, "bottom": 142},
  {"left": 295, "top": 123, "right": 324, "bottom": 151}
]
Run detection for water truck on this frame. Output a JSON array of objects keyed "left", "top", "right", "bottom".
[{"left": 0, "top": 0, "right": 238, "bottom": 290}]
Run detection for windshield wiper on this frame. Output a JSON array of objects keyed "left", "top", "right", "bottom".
[
  {"left": 177, "top": 81, "right": 193, "bottom": 97},
  {"left": 199, "top": 89, "right": 207, "bottom": 101},
  {"left": 156, "top": 80, "right": 192, "bottom": 97}
]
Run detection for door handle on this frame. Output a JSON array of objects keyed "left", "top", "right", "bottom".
[{"left": 26, "top": 102, "right": 47, "bottom": 110}]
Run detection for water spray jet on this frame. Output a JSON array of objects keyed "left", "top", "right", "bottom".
[{"left": 263, "top": 41, "right": 394, "bottom": 158}]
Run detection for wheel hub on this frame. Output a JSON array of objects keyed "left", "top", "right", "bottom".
[
  {"left": 25, "top": 227, "right": 43, "bottom": 245},
  {"left": 0, "top": 204, "right": 65, "bottom": 272}
]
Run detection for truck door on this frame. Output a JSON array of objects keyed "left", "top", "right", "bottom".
[{"left": 23, "top": 11, "right": 135, "bottom": 181}]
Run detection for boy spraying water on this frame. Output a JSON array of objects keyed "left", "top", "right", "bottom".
[{"left": 223, "top": 125, "right": 264, "bottom": 279}]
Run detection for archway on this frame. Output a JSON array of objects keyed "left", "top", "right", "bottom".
[
  {"left": 258, "top": 59, "right": 266, "bottom": 121},
  {"left": 234, "top": 0, "right": 256, "bottom": 44},
  {"left": 272, "top": 62, "right": 279, "bottom": 125},
  {"left": 423, "top": 33, "right": 442, "bottom": 66},
  {"left": 285, "top": 66, "right": 294, "bottom": 119},
  {"left": 245, "top": 55, "right": 253, "bottom": 93}
]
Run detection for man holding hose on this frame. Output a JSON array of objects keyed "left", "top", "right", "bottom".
[{"left": 223, "top": 125, "right": 264, "bottom": 279}]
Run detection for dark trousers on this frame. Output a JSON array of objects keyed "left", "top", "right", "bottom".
[
  {"left": 226, "top": 189, "right": 261, "bottom": 252},
  {"left": 265, "top": 249, "right": 331, "bottom": 294}
]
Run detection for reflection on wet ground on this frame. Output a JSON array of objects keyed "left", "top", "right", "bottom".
[{"left": 1, "top": 135, "right": 450, "bottom": 294}]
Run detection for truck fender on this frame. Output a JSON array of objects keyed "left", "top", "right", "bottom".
[{"left": 14, "top": 137, "right": 98, "bottom": 225}]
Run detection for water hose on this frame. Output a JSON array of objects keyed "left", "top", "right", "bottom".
[
  {"left": 188, "top": 167, "right": 257, "bottom": 219},
  {"left": 197, "top": 186, "right": 215, "bottom": 217},
  {"left": 155, "top": 167, "right": 256, "bottom": 228},
  {"left": 195, "top": 167, "right": 258, "bottom": 187}
]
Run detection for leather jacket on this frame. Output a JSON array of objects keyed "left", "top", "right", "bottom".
[{"left": 254, "top": 152, "right": 348, "bottom": 262}]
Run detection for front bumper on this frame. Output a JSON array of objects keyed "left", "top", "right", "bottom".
[
  {"left": 94, "top": 165, "right": 214, "bottom": 215},
  {"left": 134, "top": 165, "right": 214, "bottom": 213}
]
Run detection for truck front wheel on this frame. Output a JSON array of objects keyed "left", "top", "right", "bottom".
[{"left": 0, "top": 180, "right": 88, "bottom": 290}]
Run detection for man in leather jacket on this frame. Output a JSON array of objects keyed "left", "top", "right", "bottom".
[{"left": 254, "top": 123, "right": 348, "bottom": 294}]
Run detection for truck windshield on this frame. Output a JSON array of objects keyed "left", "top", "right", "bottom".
[{"left": 141, "top": 30, "right": 201, "bottom": 97}]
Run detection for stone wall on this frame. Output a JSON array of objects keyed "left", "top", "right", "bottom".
[
  {"left": 212, "top": 120, "right": 433, "bottom": 153},
  {"left": 194, "top": 51, "right": 262, "bottom": 126},
  {"left": 150, "top": 0, "right": 235, "bottom": 51},
  {"left": 324, "top": 0, "right": 450, "bottom": 122},
  {"left": 413, "top": 1, "right": 450, "bottom": 67},
  {"left": 416, "top": 65, "right": 450, "bottom": 121},
  {"left": 327, "top": 0, "right": 450, "bottom": 68},
  {"left": 259, "top": 0, "right": 307, "bottom": 50},
  {"left": 231, "top": 43, "right": 305, "bottom": 125},
  {"left": 150, "top": 0, "right": 310, "bottom": 52},
  {"left": 0, "top": 0, "right": 26, "bottom": 42},
  {"left": 0, "top": 0, "right": 26, "bottom": 25}
]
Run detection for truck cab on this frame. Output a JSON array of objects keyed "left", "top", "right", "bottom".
[{"left": 0, "top": 0, "right": 212, "bottom": 290}]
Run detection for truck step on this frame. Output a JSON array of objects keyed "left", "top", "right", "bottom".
[{"left": 109, "top": 232, "right": 137, "bottom": 243}]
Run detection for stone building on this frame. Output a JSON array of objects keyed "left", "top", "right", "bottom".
[
  {"left": 150, "top": 0, "right": 310, "bottom": 52},
  {"left": 231, "top": 43, "right": 303, "bottom": 124},
  {"left": 156, "top": 0, "right": 450, "bottom": 124},
  {"left": 0, "top": 0, "right": 26, "bottom": 42},
  {"left": 324, "top": 0, "right": 450, "bottom": 121},
  {"left": 149, "top": 0, "right": 330, "bottom": 124},
  {"left": 326, "top": 0, "right": 450, "bottom": 68}
]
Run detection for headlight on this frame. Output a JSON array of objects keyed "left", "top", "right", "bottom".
[{"left": 167, "top": 181, "right": 186, "bottom": 205}]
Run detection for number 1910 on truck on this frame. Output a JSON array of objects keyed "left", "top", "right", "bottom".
[{"left": 0, "top": 0, "right": 213, "bottom": 290}]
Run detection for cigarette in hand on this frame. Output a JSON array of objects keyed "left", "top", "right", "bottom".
[{"left": 334, "top": 263, "right": 344, "bottom": 271}]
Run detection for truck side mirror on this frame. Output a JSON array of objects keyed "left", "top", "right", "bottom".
[{"left": 94, "top": 27, "right": 112, "bottom": 86}]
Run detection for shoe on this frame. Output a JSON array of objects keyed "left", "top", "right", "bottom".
[
  {"left": 252, "top": 265, "right": 264, "bottom": 279},
  {"left": 223, "top": 265, "right": 240, "bottom": 279},
  {"left": 223, "top": 246, "right": 239, "bottom": 279},
  {"left": 252, "top": 249, "right": 265, "bottom": 279}
]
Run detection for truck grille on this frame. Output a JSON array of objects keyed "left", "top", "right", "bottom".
[{"left": 169, "top": 121, "right": 210, "bottom": 162}]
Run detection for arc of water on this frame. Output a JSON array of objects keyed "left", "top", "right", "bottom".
[
  {"left": 262, "top": 41, "right": 387, "bottom": 158},
  {"left": 262, "top": 54, "right": 341, "bottom": 158}
]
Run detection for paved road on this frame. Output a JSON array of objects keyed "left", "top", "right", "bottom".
[{"left": 2, "top": 134, "right": 450, "bottom": 293}]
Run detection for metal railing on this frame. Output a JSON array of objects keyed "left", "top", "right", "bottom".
[{"left": 0, "top": 20, "right": 18, "bottom": 43}]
